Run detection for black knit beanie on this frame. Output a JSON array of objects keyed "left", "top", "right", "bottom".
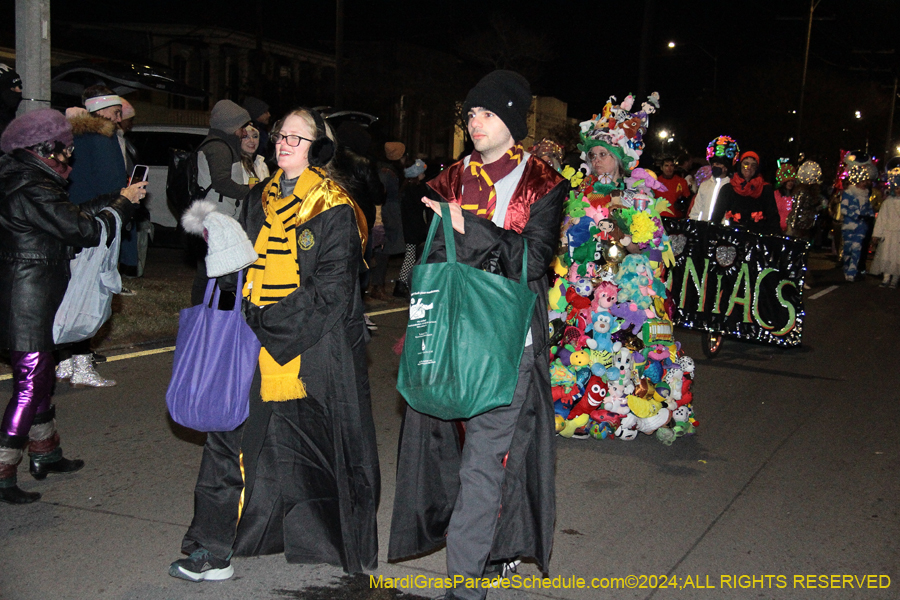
[{"left": 462, "top": 70, "right": 531, "bottom": 142}]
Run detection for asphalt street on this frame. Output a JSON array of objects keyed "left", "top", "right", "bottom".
[{"left": 0, "top": 256, "right": 898, "bottom": 600}]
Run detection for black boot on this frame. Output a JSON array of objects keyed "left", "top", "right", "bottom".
[
  {"left": 0, "top": 483, "right": 41, "bottom": 504},
  {"left": 30, "top": 455, "right": 85, "bottom": 480},
  {"left": 0, "top": 433, "right": 39, "bottom": 504},
  {"left": 393, "top": 280, "right": 410, "bottom": 299},
  {"left": 27, "top": 406, "right": 85, "bottom": 480}
]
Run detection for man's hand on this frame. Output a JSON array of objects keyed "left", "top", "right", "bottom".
[{"left": 422, "top": 198, "right": 465, "bottom": 234}]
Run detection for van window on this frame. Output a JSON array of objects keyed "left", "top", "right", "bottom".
[{"left": 129, "top": 132, "right": 206, "bottom": 166}]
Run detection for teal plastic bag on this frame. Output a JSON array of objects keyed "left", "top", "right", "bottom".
[{"left": 397, "top": 203, "right": 537, "bottom": 420}]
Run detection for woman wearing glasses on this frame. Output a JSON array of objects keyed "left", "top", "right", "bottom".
[
  {"left": 170, "top": 108, "right": 379, "bottom": 582},
  {"left": 0, "top": 109, "right": 144, "bottom": 504}
]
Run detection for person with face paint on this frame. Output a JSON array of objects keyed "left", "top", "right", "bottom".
[
  {"left": 710, "top": 150, "right": 781, "bottom": 235},
  {"left": 0, "top": 64, "right": 22, "bottom": 144},
  {"left": 688, "top": 135, "right": 739, "bottom": 221}
]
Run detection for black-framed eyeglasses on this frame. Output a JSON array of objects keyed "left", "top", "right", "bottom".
[{"left": 271, "top": 133, "right": 313, "bottom": 147}]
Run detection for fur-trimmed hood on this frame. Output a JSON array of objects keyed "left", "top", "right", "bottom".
[{"left": 68, "top": 112, "right": 117, "bottom": 138}]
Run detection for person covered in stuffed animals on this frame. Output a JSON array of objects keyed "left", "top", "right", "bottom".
[{"left": 710, "top": 151, "right": 781, "bottom": 235}]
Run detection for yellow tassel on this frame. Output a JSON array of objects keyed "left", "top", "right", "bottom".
[
  {"left": 260, "top": 374, "right": 306, "bottom": 402},
  {"left": 258, "top": 348, "right": 306, "bottom": 402}
]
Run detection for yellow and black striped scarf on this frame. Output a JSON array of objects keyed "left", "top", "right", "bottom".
[
  {"left": 459, "top": 144, "right": 524, "bottom": 219},
  {"left": 243, "top": 167, "right": 368, "bottom": 402}
]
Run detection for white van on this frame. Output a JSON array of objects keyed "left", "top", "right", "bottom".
[{"left": 128, "top": 125, "right": 208, "bottom": 229}]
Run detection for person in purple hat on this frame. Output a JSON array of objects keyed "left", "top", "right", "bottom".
[{"left": 0, "top": 109, "right": 145, "bottom": 504}]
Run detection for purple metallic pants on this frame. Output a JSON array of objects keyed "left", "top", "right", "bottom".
[{"left": 1, "top": 351, "right": 54, "bottom": 438}]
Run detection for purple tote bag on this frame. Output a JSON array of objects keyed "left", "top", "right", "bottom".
[{"left": 166, "top": 271, "right": 260, "bottom": 432}]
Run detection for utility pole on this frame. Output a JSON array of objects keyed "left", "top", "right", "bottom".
[
  {"left": 794, "top": 0, "right": 821, "bottom": 160},
  {"left": 334, "top": 0, "right": 344, "bottom": 108},
  {"left": 15, "top": 0, "right": 51, "bottom": 115},
  {"left": 886, "top": 76, "right": 898, "bottom": 159}
]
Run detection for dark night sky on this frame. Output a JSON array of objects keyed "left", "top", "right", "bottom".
[{"left": 9, "top": 0, "right": 900, "bottom": 167}]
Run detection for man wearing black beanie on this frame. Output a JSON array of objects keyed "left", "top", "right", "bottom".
[{"left": 389, "top": 70, "right": 566, "bottom": 599}]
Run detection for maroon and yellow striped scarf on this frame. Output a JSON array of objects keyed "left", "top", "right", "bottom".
[{"left": 459, "top": 144, "right": 524, "bottom": 219}]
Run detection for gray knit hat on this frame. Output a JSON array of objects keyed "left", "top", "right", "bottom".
[
  {"left": 242, "top": 96, "right": 269, "bottom": 121},
  {"left": 210, "top": 100, "right": 251, "bottom": 135},
  {"left": 182, "top": 200, "right": 257, "bottom": 277},
  {"left": 462, "top": 70, "right": 532, "bottom": 141}
]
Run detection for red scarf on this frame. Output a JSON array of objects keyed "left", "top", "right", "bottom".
[
  {"left": 459, "top": 144, "right": 524, "bottom": 219},
  {"left": 26, "top": 150, "right": 73, "bottom": 180},
  {"left": 730, "top": 173, "right": 764, "bottom": 198}
]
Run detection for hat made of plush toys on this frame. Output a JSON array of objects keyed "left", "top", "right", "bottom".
[
  {"left": 706, "top": 135, "right": 740, "bottom": 165},
  {"left": 775, "top": 159, "right": 797, "bottom": 188},
  {"left": 797, "top": 161, "right": 822, "bottom": 185},
  {"left": 0, "top": 108, "right": 73, "bottom": 154},
  {"left": 182, "top": 200, "right": 258, "bottom": 277},
  {"left": 577, "top": 92, "right": 660, "bottom": 173},
  {"left": 462, "top": 70, "right": 532, "bottom": 142}
]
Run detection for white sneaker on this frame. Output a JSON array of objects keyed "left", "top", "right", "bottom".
[{"left": 364, "top": 314, "right": 378, "bottom": 331}]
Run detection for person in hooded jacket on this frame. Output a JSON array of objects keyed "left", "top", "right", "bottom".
[
  {"left": 190, "top": 100, "right": 253, "bottom": 305},
  {"left": 0, "top": 109, "right": 144, "bottom": 504},
  {"left": 710, "top": 151, "right": 781, "bottom": 235}
]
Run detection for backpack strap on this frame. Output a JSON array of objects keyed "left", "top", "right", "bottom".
[{"left": 196, "top": 137, "right": 236, "bottom": 201}]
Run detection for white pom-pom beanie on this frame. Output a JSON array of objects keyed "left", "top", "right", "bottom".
[{"left": 182, "top": 200, "right": 258, "bottom": 277}]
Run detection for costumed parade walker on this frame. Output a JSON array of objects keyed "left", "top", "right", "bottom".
[
  {"left": 548, "top": 92, "right": 698, "bottom": 445},
  {"left": 667, "top": 136, "right": 809, "bottom": 358}
]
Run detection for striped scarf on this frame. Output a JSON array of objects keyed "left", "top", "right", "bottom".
[
  {"left": 460, "top": 144, "right": 524, "bottom": 219},
  {"left": 242, "top": 168, "right": 321, "bottom": 402}
]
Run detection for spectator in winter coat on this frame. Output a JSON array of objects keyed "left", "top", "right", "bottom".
[
  {"left": 0, "top": 108, "right": 144, "bottom": 504},
  {"left": 58, "top": 85, "right": 129, "bottom": 387}
]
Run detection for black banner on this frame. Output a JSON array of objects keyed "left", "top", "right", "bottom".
[{"left": 662, "top": 219, "right": 808, "bottom": 347}]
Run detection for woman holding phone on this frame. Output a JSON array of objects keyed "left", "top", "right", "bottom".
[{"left": 0, "top": 109, "right": 145, "bottom": 504}]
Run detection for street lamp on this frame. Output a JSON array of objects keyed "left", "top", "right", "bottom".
[
  {"left": 658, "top": 130, "right": 669, "bottom": 139},
  {"left": 667, "top": 41, "right": 717, "bottom": 98}
]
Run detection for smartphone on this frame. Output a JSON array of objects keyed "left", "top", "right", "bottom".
[{"left": 130, "top": 164, "right": 149, "bottom": 185}]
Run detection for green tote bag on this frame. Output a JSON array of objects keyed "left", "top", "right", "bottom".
[{"left": 396, "top": 203, "right": 538, "bottom": 420}]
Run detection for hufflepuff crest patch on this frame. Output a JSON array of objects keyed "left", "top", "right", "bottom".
[{"left": 298, "top": 229, "right": 315, "bottom": 251}]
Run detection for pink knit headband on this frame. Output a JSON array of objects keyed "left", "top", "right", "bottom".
[{"left": 84, "top": 95, "right": 123, "bottom": 112}]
